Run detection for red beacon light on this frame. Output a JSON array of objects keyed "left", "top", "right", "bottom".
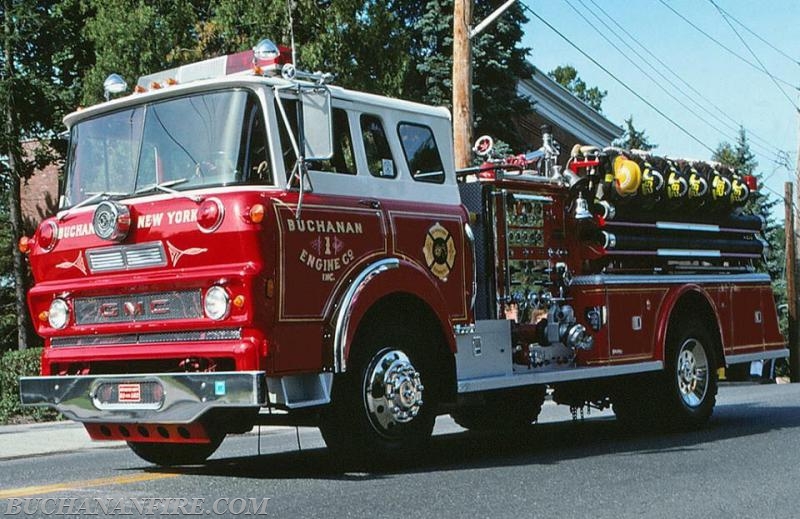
[{"left": 743, "top": 175, "right": 758, "bottom": 194}]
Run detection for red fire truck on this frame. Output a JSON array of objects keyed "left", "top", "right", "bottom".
[{"left": 20, "top": 40, "right": 786, "bottom": 466}]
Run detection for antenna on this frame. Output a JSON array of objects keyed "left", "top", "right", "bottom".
[{"left": 286, "top": 0, "right": 297, "bottom": 68}]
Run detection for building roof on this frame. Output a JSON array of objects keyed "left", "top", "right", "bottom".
[{"left": 517, "top": 66, "right": 622, "bottom": 147}]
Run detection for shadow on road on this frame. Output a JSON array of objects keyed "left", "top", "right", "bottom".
[{"left": 142, "top": 401, "right": 800, "bottom": 481}]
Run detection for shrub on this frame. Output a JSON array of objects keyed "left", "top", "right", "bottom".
[{"left": 0, "top": 348, "right": 59, "bottom": 424}]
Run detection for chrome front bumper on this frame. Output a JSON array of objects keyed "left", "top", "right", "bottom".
[{"left": 19, "top": 371, "right": 266, "bottom": 424}]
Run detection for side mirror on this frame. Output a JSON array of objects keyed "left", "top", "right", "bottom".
[{"left": 300, "top": 88, "right": 333, "bottom": 161}]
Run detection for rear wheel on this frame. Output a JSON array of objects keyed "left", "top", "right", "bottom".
[
  {"left": 320, "top": 338, "right": 438, "bottom": 465},
  {"left": 664, "top": 321, "right": 717, "bottom": 428},
  {"left": 613, "top": 318, "right": 718, "bottom": 430},
  {"left": 451, "top": 386, "right": 547, "bottom": 431},
  {"left": 127, "top": 435, "right": 224, "bottom": 466}
]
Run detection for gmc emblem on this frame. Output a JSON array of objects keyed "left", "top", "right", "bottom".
[{"left": 98, "top": 299, "right": 170, "bottom": 318}]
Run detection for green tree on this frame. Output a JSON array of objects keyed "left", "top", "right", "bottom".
[
  {"left": 179, "top": 0, "right": 414, "bottom": 98},
  {"left": 81, "top": 0, "right": 198, "bottom": 105},
  {"left": 1, "top": 0, "right": 90, "bottom": 350},
  {"left": 407, "top": 0, "right": 534, "bottom": 150},
  {"left": 712, "top": 128, "right": 784, "bottom": 314},
  {"left": 614, "top": 116, "right": 657, "bottom": 151},
  {"left": 548, "top": 65, "right": 606, "bottom": 112}
]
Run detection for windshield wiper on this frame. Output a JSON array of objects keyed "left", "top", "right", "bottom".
[
  {"left": 57, "top": 191, "right": 126, "bottom": 222},
  {"left": 134, "top": 178, "right": 202, "bottom": 203}
]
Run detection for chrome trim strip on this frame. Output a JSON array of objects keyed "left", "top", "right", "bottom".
[
  {"left": 725, "top": 348, "right": 788, "bottom": 366},
  {"left": 571, "top": 273, "right": 771, "bottom": 286},
  {"left": 50, "top": 328, "right": 242, "bottom": 348},
  {"left": 657, "top": 249, "right": 721, "bottom": 258},
  {"left": 457, "top": 361, "right": 664, "bottom": 393},
  {"left": 655, "top": 221, "right": 719, "bottom": 232},
  {"left": 20, "top": 371, "right": 265, "bottom": 424},
  {"left": 509, "top": 193, "right": 553, "bottom": 203},
  {"left": 333, "top": 258, "right": 400, "bottom": 373},
  {"left": 464, "top": 222, "right": 477, "bottom": 313}
]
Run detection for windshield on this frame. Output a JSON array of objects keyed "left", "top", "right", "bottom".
[{"left": 63, "top": 89, "right": 271, "bottom": 208}]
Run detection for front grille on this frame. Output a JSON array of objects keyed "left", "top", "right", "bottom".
[
  {"left": 74, "top": 289, "right": 203, "bottom": 325},
  {"left": 86, "top": 242, "right": 167, "bottom": 273},
  {"left": 51, "top": 329, "right": 242, "bottom": 348}
]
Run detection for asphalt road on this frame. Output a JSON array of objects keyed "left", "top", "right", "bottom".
[{"left": 1, "top": 382, "right": 799, "bottom": 518}]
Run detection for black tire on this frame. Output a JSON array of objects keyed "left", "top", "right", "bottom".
[
  {"left": 319, "top": 330, "right": 438, "bottom": 465},
  {"left": 613, "top": 318, "right": 718, "bottom": 431},
  {"left": 127, "top": 435, "right": 224, "bottom": 466},
  {"left": 662, "top": 319, "right": 718, "bottom": 429},
  {"left": 450, "top": 385, "right": 547, "bottom": 431}
]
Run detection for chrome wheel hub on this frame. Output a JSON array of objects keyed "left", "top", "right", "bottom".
[
  {"left": 363, "top": 349, "right": 424, "bottom": 436},
  {"left": 676, "top": 338, "right": 709, "bottom": 408}
]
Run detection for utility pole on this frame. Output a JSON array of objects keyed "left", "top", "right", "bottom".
[
  {"left": 452, "top": 0, "right": 473, "bottom": 169},
  {"left": 786, "top": 182, "right": 798, "bottom": 381},
  {"left": 792, "top": 106, "right": 800, "bottom": 381},
  {"left": 452, "top": 0, "right": 517, "bottom": 169}
]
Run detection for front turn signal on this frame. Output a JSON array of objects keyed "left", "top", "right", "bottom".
[{"left": 18, "top": 236, "right": 31, "bottom": 254}]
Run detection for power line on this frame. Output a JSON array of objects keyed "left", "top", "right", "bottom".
[
  {"left": 708, "top": 0, "right": 800, "bottom": 111},
  {"left": 711, "top": 2, "right": 800, "bottom": 67},
  {"left": 656, "top": 0, "right": 798, "bottom": 92},
  {"left": 585, "top": 0, "right": 785, "bottom": 159},
  {"left": 521, "top": 1, "right": 716, "bottom": 154},
  {"left": 572, "top": 0, "right": 784, "bottom": 164}
]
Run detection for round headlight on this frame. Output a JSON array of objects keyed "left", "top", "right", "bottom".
[
  {"left": 204, "top": 286, "right": 230, "bottom": 320},
  {"left": 48, "top": 299, "right": 70, "bottom": 329}
]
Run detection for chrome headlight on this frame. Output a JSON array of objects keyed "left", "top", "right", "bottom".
[
  {"left": 93, "top": 201, "right": 131, "bottom": 242},
  {"left": 48, "top": 298, "right": 70, "bottom": 329},
  {"left": 204, "top": 286, "right": 230, "bottom": 320}
]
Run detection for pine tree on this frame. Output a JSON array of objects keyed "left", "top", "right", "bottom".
[
  {"left": 548, "top": 65, "right": 606, "bottom": 112},
  {"left": 407, "top": 0, "right": 533, "bottom": 151},
  {"left": 614, "top": 116, "right": 657, "bottom": 151},
  {"left": 712, "top": 128, "right": 784, "bottom": 312}
]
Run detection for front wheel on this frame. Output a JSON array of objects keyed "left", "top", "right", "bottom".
[{"left": 320, "top": 344, "right": 437, "bottom": 465}]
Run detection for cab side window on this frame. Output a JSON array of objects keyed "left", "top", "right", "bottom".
[
  {"left": 398, "top": 123, "right": 445, "bottom": 184},
  {"left": 360, "top": 114, "right": 396, "bottom": 178},
  {"left": 307, "top": 108, "right": 356, "bottom": 174},
  {"left": 240, "top": 95, "right": 271, "bottom": 184},
  {"left": 274, "top": 99, "right": 355, "bottom": 176}
]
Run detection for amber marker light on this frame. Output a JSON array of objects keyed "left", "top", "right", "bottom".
[
  {"left": 38, "top": 311, "right": 49, "bottom": 322},
  {"left": 18, "top": 236, "right": 31, "bottom": 254},
  {"left": 249, "top": 204, "right": 265, "bottom": 223},
  {"left": 233, "top": 295, "right": 246, "bottom": 309},
  {"left": 134, "top": 85, "right": 147, "bottom": 93}
]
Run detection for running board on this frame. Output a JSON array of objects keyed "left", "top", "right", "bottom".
[
  {"left": 725, "top": 348, "right": 788, "bottom": 366},
  {"left": 457, "top": 361, "right": 664, "bottom": 393}
]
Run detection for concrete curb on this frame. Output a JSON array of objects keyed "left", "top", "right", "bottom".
[{"left": 0, "top": 421, "right": 126, "bottom": 461}]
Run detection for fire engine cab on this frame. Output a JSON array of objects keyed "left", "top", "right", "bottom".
[{"left": 20, "top": 40, "right": 787, "bottom": 466}]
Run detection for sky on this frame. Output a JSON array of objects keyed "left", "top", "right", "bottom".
[{"left": 516, "top": 0, "right": 799, "bottom": 219}]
